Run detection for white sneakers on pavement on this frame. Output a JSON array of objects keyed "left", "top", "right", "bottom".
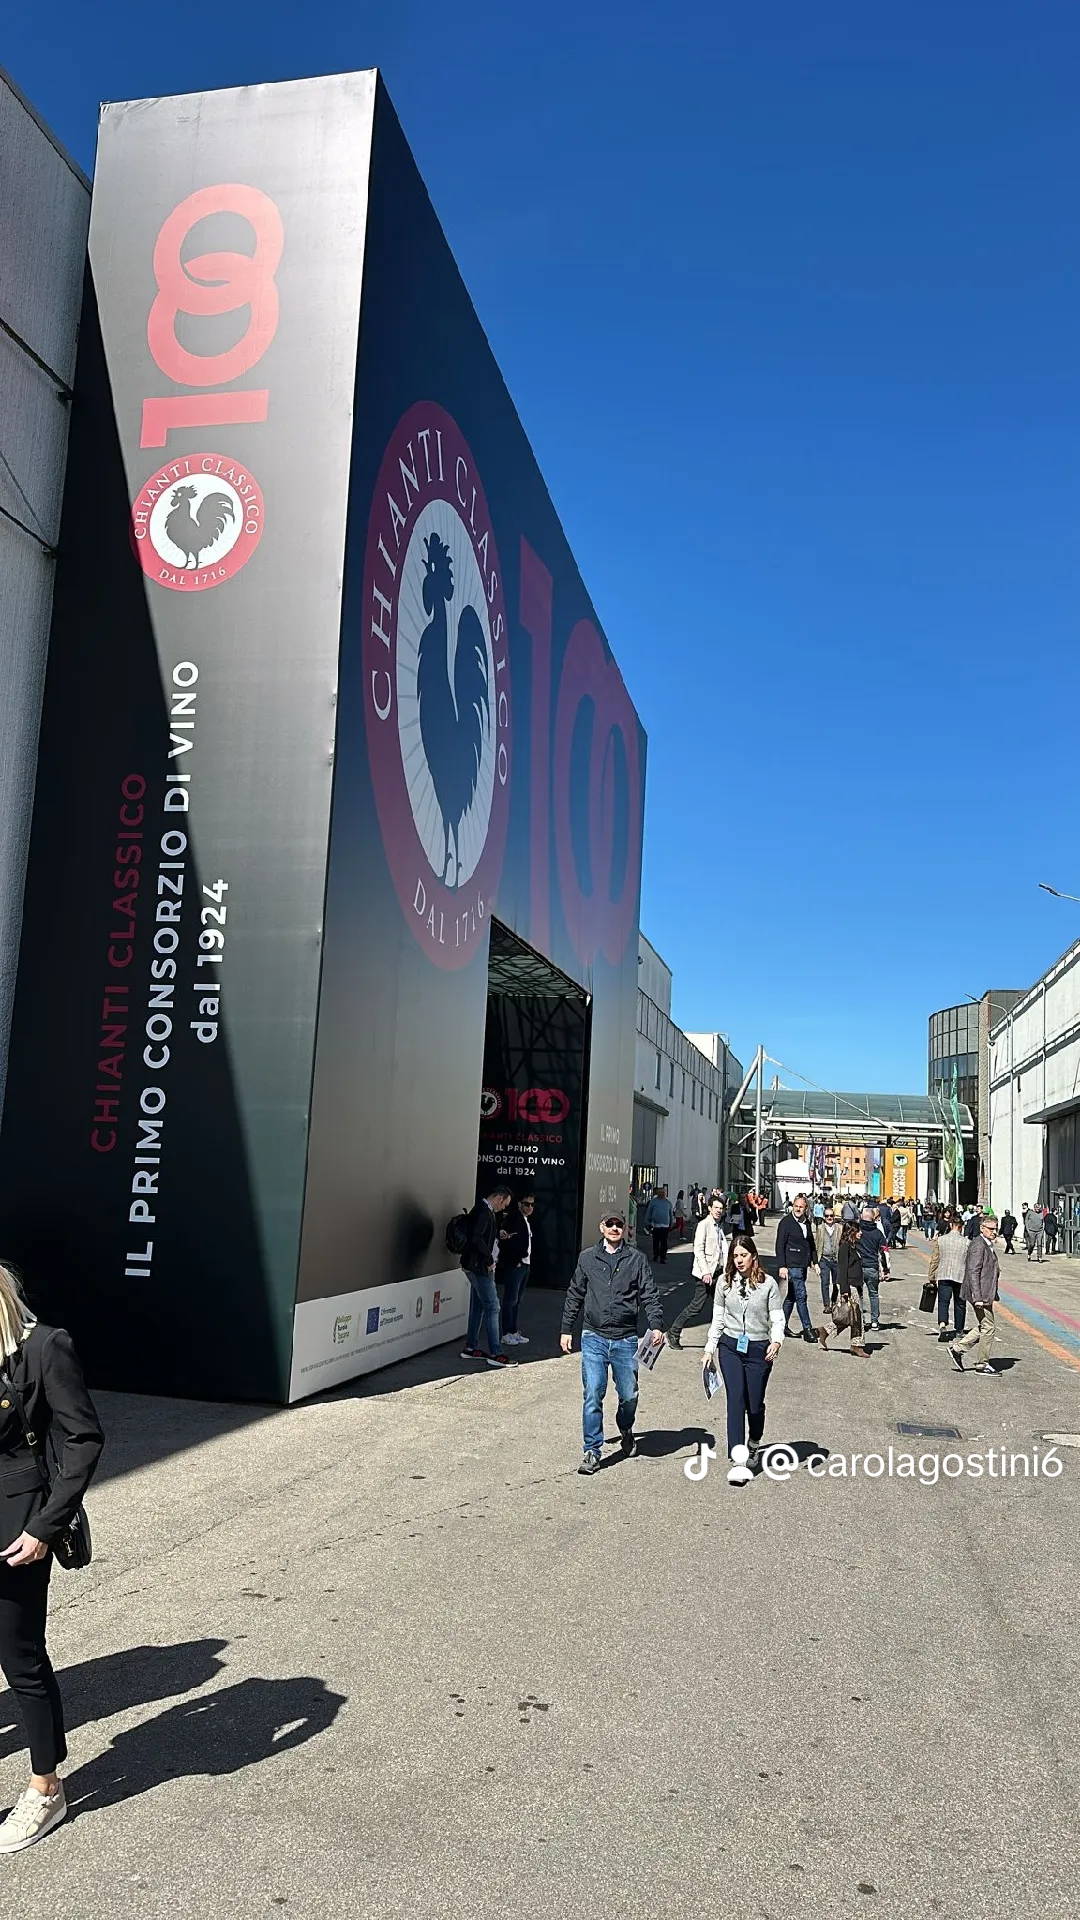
[
  {"left": 0, "top": 1782, "right": 67, "bottom": 1853},
  {"left": 501, "top": 1332, "right": 529, "bottom": 1346}
]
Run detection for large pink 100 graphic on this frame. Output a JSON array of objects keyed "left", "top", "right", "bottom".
[{"left": 362, "top": 404, "right": 512, "bottom": 968}]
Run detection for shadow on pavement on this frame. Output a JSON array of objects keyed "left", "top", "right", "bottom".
[
  {"left": 65, "top": 1674, "right": 346, "bottom": 1817},
  {"left": 0, "top": 1639, "right": 230, "bottom": 1765},
  {"left": 634, "top": 1425, "right": 717, "bottom": 1458},
  {"left": 88, "top": 1394, "right": 274, "bottom": 1490}
]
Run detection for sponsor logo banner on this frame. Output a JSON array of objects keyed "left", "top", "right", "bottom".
[{"left": 289, "top": 1270, "right": 464, "bottom": 1399}]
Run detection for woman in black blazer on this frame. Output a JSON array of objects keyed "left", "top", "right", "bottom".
[{"left": 0, "top": 1265, "right": 103, "bottom": 1852}]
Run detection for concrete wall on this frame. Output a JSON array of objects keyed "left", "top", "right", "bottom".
[
  {"left": 638, "top": 932, "right": 672, "bottom": 1016},
  {"left": 634, "top": 995, "right": 723, "bottom": 1203},
  {"left": 0, "top": 71, "right": 89, "bottom": 1115},
  {"left": 988, "top": 943, "right": 1080, "bottom": 1213}
]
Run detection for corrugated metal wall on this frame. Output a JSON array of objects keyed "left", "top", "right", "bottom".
[{"left": 0, "top": 71, "right": 89, "bottom": 1115}]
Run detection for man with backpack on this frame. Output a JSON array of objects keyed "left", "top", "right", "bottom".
[{"left": 448, "top": 1186, "right": 514, "bottom": 1368}]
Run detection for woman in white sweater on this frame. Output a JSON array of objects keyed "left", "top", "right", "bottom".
[{"left": 703, "top": 1235, "right": 786, "bottom": 1468}]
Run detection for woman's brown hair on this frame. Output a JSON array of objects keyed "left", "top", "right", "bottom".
[
  {"left": 724, "top": 1232, "right": 766, "bottom": 1290},
  {"left": 841, "top": 1221, "right": 859, "bottom": 1247}
]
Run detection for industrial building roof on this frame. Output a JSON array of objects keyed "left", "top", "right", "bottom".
[{"left": 736, "top": 1089, "right": 974, "bottom": 1141}]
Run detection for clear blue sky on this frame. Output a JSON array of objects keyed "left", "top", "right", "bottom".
[{"left": 8, "top": 1, "right": 1080, "bottom": 1090}]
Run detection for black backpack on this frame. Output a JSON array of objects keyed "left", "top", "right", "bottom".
[{"left": 445, "top": 1209, "right": 471, "bottom": 1256}]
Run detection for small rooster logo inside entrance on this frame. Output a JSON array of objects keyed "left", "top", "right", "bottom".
[
  {"left": 163, "top": 483, "right": 236, "bottom": 571},
  {"left": 415, "top": 530, "right": 492, "bottom": 890}
]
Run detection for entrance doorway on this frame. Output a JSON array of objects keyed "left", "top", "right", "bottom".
[{"left": 476, "top": 919, "right": 591, "bottom": 1286}]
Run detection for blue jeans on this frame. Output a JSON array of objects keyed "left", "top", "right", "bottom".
[
  {"left": 820, "top": 1257, "right": 838, "bottom": 1312},
  {"left": 858, "top": 1267, "right": 881, "bottom": 1326},
  {"left": 581, "top": 1331, "right": 638, "bottom": 1456},
  {"left": 783, "top": 1267, "right": 813, "bottom": 1332},
  {"left": 465, "top": 1269, "right": 500, "bottom": 1353},
  {"left": 500, "top": 1263, "right": 530, "bottom": 1335},
  {"left": 937, "top": 1279, "right": 967, "bottom": 1335}
]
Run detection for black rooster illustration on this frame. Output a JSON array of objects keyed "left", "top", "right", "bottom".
[
  {"left": 164, "top": 484, "right": 235, "bottom": 570},
  {"left": 416, "top": 532, "right": 491, "bottom": 889}
]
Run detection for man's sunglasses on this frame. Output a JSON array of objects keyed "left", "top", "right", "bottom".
[{"left": 602, "top": 1216, "right": 626, "bottom": 1229}]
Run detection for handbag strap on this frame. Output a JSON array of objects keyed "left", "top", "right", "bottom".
[{"left": 0, "top": 1360, "right": 51, "bottom": 1497}]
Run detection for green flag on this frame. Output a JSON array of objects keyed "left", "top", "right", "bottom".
[{"left": 950, "top": 1066, "right": 966, "bottom": 1185}]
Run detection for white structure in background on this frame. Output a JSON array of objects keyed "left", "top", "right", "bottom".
[
  {"left": 633, "top": 935, "right": 740, "bottom": 1203},
  {"left": 0, "top": 70, "right": 89, "bottom": 1116},
  {"left": 987, "top": 937, "right": 1080, "bottom": 1223},
  {"left": 775, "top": 1158, "right": 813, "bottom": 1206}
]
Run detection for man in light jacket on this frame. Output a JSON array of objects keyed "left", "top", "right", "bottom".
[
  {"left": 668, "top": 1197, "right": 726, "bottom": 1349},
  {"left": 948, "top": 1211, "right": 1002, "bottom": 1375},
  {"left": 1023, "top": 1204, "right": 1044, "bottom": 1264},
  {"left": 817, "top": 1209, "right": 843, "bottom": 1314}
]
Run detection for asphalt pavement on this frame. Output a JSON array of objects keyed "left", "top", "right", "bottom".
[{"left": 3, "top": 1221, "right": 1079, "bottom": 1919}]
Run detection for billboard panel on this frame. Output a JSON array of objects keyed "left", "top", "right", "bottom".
[
  {"left": 0, "top": 73, "right": 646, "bottom": 1403},
  {"left": 0, "top": 75, "right": 375, "bottom": 1400},
  {"left": 0, "top": 72, "right": 89, "bottom": 1114},
  {"left": 290, "top": 85, "right": 645, "bottom": 1396}
]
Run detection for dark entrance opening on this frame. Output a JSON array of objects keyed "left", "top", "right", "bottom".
[{"left": 476, "top": 919, "right": 591, "bottom": 1287}]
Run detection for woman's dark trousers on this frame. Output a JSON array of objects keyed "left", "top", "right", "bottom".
[
  {"left": 717, "top": 1336, "right": 772, "bottom": 1456},
  {"left": 0, "top": 1558, "right": 65, "bottom": 1774}
]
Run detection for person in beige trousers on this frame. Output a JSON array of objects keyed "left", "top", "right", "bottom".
[{"left": 949, "top": 1212, "right": 1002, "bottom": 1376}]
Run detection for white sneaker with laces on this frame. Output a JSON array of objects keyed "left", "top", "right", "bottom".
[{"left": 0, "top": 1782, "right": 66, "bottom": 1853}]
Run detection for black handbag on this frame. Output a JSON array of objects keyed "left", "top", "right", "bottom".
[
  {"left": 918, "top": 1280, "right": 937, "bottom": 1314},
  {"left": 0, "top": 1364, "right": 92, "bottom": 1571}
]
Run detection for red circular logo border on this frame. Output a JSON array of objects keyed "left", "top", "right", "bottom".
[
  {"left": 131, "top": 453, "right": 264, "bottom": 593},
  {"left": 362, "top": 402, "right": 512, "bottom": 971}
]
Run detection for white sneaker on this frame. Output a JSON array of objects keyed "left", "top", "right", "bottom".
[
  {"left": 501, "top": 1332, "right": 523, "bottom": 1346},
  {"left": 0, "top": 1782, "right": 66, "bottom": 1853},
  {"left": 510, "top": 1333, "right": 529, "bottom": 1345}
]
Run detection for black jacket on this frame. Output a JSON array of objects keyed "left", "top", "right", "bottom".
[
  {"left": 460, "top": 1200, "right": 500, "bottom": 1274},
  {"left": 837, "top": 1238, "right": 863, "bottom": 1295},
  {"left": 498, "top": 1208, "right": 531, "bottom": 1268},
  {"left": 561, "top": 1241, "right": 663, "bottom": 1340},
  {"left": 999, "top": 1212, "right": 1017, "bottom": 1237},
  {"left": 775, "top": 1213, "right": 818, "bottom": 1270},
  {"left": 0, "top": 1325, "right": 104, "bottom": 1553}
]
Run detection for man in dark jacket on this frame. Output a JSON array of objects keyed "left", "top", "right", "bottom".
[
  {"left": 459, "top": 1186, "right": 513, "bottom": 1367},
  {"left": 999, "top": 1208, "right": 1018, "bottom": 1254},
  {"left": 776, "top": 1193, "right": 819, "bottom": 1343},
  {"left": 497, "top": 1195, "right": 535, "bottom": 1346},
  {"left": 560, "top": 1213, "right": 664, "bottom": 1473},
  {"left": 855, "top": 1208, "right": 888, "bottom": 1332}
]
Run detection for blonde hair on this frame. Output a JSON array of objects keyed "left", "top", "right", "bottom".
[{"left": 0, "top": 1266, "right": 36, "bottom": 1361}]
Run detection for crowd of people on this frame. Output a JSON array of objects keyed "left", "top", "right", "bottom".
[{"left": 450, "top": 1176, "right": 1059, "bottom": 1479}]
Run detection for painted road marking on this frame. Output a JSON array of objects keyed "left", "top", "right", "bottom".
[{"left": 910, "top": 1245, "right": 1080, "bottom": 1375}]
